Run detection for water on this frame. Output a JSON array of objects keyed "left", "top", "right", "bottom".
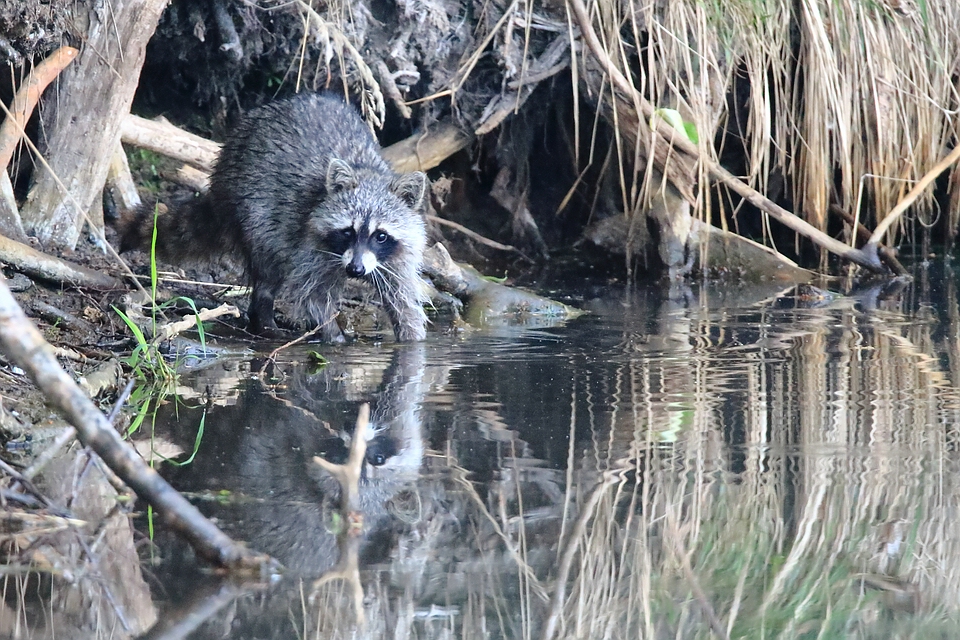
[{"left": 41, "top": 266, "right": 960, "bottom": 638}]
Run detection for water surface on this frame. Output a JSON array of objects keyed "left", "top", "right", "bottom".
[{"left": 137, "top": 266, "right": 960, "bottom": 638}]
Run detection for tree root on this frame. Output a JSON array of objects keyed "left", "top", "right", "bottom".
[{"left": 0, "top": 46, "right": 79, "bottom": 241}]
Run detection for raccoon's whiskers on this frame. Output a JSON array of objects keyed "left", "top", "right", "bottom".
[
  {"left": 370, "top": 270, "right": 394, "bottom": 306},
  {"left": 373, "top": 261, "right": 404, "bottom": 285}
]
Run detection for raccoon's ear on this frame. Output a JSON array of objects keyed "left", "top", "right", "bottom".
[
  {"left": 326, "top": 158, "right": 359, "bottom": 193},
  {"left": 390, "top": 171, "right": 427, "bottom": 210}
]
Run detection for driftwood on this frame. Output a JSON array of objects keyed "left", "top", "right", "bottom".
[
  {"left": 121, "top": 111, "right": 471, "bottom": 177},
  {"left": 121, "top": 114, "right": 221, "bottom": 172},
  {"left": 0, "top": 274, "right": 278, "bottom": 573},
  {"left": 421, "top": 243, "right": 579, "bottom": 324},
  {"left": 567, "top": 0, "right": 887, "bottom": 275},
  {"left": 20, "top": 0, "right": 168, "bottom": 249},
  {"left": 0, "top": 233, "right": 122, "bottom": 289},
  {"left": 0, "top": 46, "right": 79, "bottom": 241},
  {"left": 168, "top": 165, "right": 211, "bottom": 191},
  {"left": 380, "top": 119, "right": 474, "bottom": 173},
  {"left": 151, "top": 303, "right": 240, "bottom": 345}
]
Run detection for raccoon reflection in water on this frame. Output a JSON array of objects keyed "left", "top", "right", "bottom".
[{"left": 172, "top": 344, "right": 427, "bottom": 574}]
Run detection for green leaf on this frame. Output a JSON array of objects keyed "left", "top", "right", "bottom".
[{"left": 651, "top": 108, "right": 699, "bottom": 144}]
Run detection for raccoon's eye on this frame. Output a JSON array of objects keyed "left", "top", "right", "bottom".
[
  {"left": 374, "top": 231, "right": 389, "bottom": 244},
  {"left": 340, "top": 228, "right": 355, "bottom": 240}
]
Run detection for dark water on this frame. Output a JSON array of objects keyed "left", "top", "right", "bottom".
[{"left": 126, "top": 265, "right": 960, "bottom": 638}]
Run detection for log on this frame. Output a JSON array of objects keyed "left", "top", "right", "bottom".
[
  {"left": 121, "top": 115, "right": 221, "bottom": 172},
  {"left": 20, "top": 0, "right": 168, "bottom": 249},
  {"left": 120, "top": 111, "right": 471, "bottom": 178},
  {"left": 0, "top": 232, "right": 122, "bottom": 289},
  {"left": 381, "top": 120, "right": 474, "bottom": 173}
]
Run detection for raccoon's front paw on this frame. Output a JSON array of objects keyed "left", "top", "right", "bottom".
[{"left": 393, "top": 323, "right": 426, "bottom": 342}]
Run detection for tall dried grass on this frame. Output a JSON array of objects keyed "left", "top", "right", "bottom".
[{"left": 585, "top": 0, "right": 960, "bottom": 246}]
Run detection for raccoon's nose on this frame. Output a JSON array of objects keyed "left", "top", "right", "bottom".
[{"left": 346, "top": 261, "right": 365, "bottom": 277}]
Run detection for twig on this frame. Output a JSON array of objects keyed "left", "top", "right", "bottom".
[
  {"left": 0, "top": 457, "right": 62, "bottom": 514},
  {"left": 866, "top": 143, "right": 960, "bottom": 261},
  {"left": 373, "top": 60, "right": 412, "bottom": 119},
  {"left": 107, "top": 378, "right": 136, "bottom": 424},
  {"left": 310, "top": 404, "right": 373, "bottom": 627},
  {"left": 426, "top": 214, "right": 520, "bottom": 252},
  {"left": 150, "top": 303, "right": 240, "bottom": 345},
  {"left": 0, "top": 275, "right": 278, "bottom": 573},
  {"left": 567, "top": 0, "right": 886, "bottom": 275},
  {"left": 266, "top": 324, "right": 327, "bottom": 361}
]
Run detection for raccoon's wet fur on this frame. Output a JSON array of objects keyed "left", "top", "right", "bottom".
[{"left": 120, "top": 93, "right": 429, "bottom": 342}]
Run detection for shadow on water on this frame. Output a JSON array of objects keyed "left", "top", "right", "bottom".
[{"left": 44, "top": 262, "right": 960, "bottom": 638}]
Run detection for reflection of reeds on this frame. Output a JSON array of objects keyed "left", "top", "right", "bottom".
[{"left": 527, "top": 289, "right": 960, "bottom": 638}]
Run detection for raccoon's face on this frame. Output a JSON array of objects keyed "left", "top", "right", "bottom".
[
  {"left": 325, "top": 223, "right": 399, "bottom": 278},
  {"left": 314, "top": 158, "right": 428, "bottom": 278}
]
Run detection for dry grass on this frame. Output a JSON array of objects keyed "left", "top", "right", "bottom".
[{"left": 578, "top": 0, "right": 960, "bottom": 247}]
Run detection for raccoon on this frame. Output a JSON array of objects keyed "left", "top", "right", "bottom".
[{"left": 120, "top": 93, "right": 429, "bottom": 342}]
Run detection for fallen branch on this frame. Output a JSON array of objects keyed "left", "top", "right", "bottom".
[
  {"left": 122, "top": 111, "right": 473, "bottom": 178},
  {"left": 0, "top": 46, "right": 80, "bottom": 241},
  {"left": 120, "top": 114, "right": 221, "bottom": 171},
  {"left": 381, "top": 119, "right": 474, "bottom": 173},
  {"left": 0, "top": 275, "right": 278, "bottom": 573},
  {"left": 830, "top": 205, "right": 907, "bottom": 276},
  {"left": 568, "top": 0, "right": 886, "bottom": 275},
  {"left": 864, "top": 144, "right": 960, "bottom": 265},
  {"left": 0, "top": 232, "right": 122, "bottom": 289},
  {"left": 151, "top": 303, "right": 240, "bottom": 345},
  {"left": 161, "top": 164, "right": 211, "bottom": 191}
]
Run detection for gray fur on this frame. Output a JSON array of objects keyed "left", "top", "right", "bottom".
[{"left": 120, "top": 93, "right": 429, "bottom": 341}]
